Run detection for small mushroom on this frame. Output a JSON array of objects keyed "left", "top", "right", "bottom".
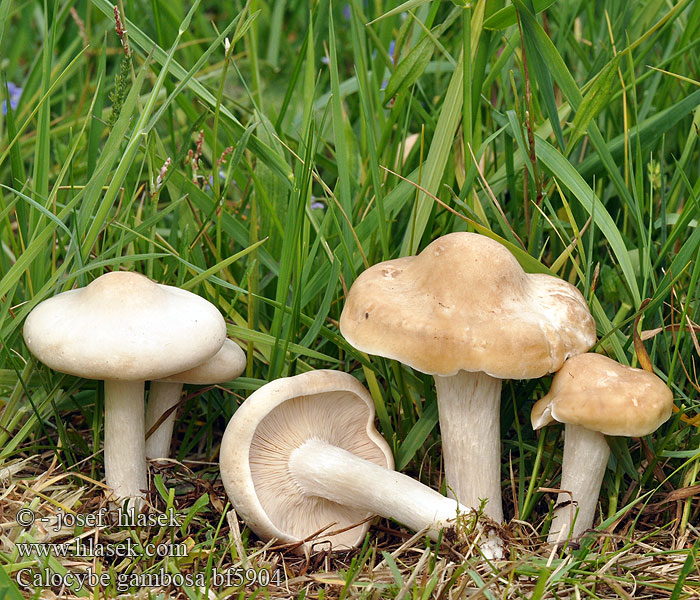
[
  {"left": 145, "top": 339, "right": 246, "bottom": 459},
  {"left": 340, "top": 232, "right": 596, "bottom": 522},
  {"left": 219, "top": 370, "right": 482, "bottom": 552},
  {"left": 531, "top": 353, "right": 673, "bottom": 544},
  {"left": 23, "top": 272, "right": 226, "bottom": 506}
]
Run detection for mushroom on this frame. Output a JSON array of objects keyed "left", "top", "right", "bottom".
[
  {"left": 23, "top": 271, "right": 226, "bottom": 506},
  {"left": 531, "top": 353, "right": 673, "bottom": 543},
  {"left": 145, "top": 339, "right": 246, "bottom": 459},
  {"left": 339, "top": 232, "right": 596, "bottom": 522},
  {"left": 219, "top": 370, "right": 488, "bottom": 553}
]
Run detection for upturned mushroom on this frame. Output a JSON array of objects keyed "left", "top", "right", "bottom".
[
  {"left": 340, "top": 232, "right": 596, "bottom": 522},
  {"left": 531, "top": 353, "right": 673, "bottom": 543},
  {"left": 23, "top": 271, "right": 227, "bottom": 506},
  {"left": 219, "top": 370, "right": 497, "bottom": 553},
  {"left": 145, "top": 339, "right": 246, "bottom": 459}
]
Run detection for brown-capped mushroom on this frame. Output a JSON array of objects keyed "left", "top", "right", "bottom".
[
  {"left": 340, "top": 232, "right": 596, "bottom": 522},
  {"left": 531, "top": 353, "right": 673, "bottom": 543}
]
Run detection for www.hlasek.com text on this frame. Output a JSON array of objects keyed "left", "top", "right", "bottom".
[{"left": 15, "top": 536, "right": 188, "bottom": 558}]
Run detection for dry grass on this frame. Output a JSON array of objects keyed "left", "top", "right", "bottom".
[{"left": 2, "top": 453, "right": 698, "bottom": 599}]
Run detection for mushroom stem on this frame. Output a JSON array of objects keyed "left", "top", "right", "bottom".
[
  {"left": 104, "top": 380, "right": 147, "bottom": 508},
  {"left": 289, "top": 439, "right": 462, "bottom": 539},
  {"left": 548, "top": 423, "right": 609, "bottom": 544},
  {"left": 434, "top": 370, "right": 503, "bottom": 521},
  {"left": 145, "top": 382, "right": 183, "bottom": 459}
]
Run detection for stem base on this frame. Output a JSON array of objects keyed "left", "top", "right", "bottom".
[{"left": 548, "top": 424, "right": 609, "bottom": 544}]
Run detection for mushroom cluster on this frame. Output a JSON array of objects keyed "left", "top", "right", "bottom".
[
  {"left": 23, "top": 271, "right": 245, "bottom": 507},
  {"left": 215, "top": 232, "right": 674, "bottom": 554},
  {"left": 22, "top": 233, "right": 675, "bottom": 556}
]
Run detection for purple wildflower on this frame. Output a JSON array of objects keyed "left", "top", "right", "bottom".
[
  {"left": 379, "top": 40, "right": 396, "bottom": 91},
  {"left": 2, "top": 82, "right": 22, "bottom": 115},
  {"left": 310, "top": 197, "right": 324, "bottom": 210},
  {"left": 372, "top": 40, "right": 396, "bottom": 66},
  {"left": 342, "top": 4, "right": 351, "bottom": 20},
  {"left": 388, "top": 39, "right": 396, "bottom": 63},
  {"left": 204, "top": 170, "right": 227, "bottom": 192}
]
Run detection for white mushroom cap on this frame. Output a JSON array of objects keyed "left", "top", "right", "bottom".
[
  {"left": 219, "top": 370, "right": 394, "bottom": 550},
  {"left": 145, "top": 339, "right": 246, "bottom": 460},
  {"left": 531, "top": 353, "right": 674, "bottom": 436},
  {"left": 156, "top": 339, "right": 246, "bottom": 384},
  {"left": 340, "top": 232, "right": 596, "bottom": 379},
  {"left": 23, "top": 271, "right": 227, "bottom": 381}
]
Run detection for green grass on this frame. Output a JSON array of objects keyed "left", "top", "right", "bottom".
[{"left": 1, "top": 0, "right": 699, "bottom": 597}]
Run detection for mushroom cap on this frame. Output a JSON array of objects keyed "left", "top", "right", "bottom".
[
  {"left": 340, "top": 232, "right": 596, "bottom": 379},
  {"left": 531, "top": 353, "right": 674, "bottom": 436},
  {"left": 219, "top": 370, "right": 394, "bottom": 551},
  {"left": 156, "top": 339, "right": 246, "bottom": 384},
  {"left": 23, "top": 271, "right": 227, "bottom": 381}
]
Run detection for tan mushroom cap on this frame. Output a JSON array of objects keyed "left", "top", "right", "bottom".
[
  {"left": 219, "top": 370, "right": 394, "bottom": 550},
  {"left": 156, "top": 339, "right": 246, "bottom": 384},
  {"left": 340, "top": 232, "right": 596, "bottom": 379},
  {"left": 531, "top": 353, "right": 674, "bottom": 436},
  {"left": 23, "top": 271, "right": 227, "bottom": 381}
]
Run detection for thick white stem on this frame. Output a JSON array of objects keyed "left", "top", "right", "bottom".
[
  {"left": 104, "top": 380, "right": 147, "bottom": 509},
  {"left": 434, "top": 371, "right": 503, "bottom": 522},
  {"left": 145, "top": 382, "right": 183, "bottom": 459},
  {"left": 289, "top": 439, "right": 462, "bottom": 540},
  {"left": 548, "top": 423, "right": 609, "bottom": 544}
]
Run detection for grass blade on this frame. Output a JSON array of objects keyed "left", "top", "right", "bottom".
[
  {"left": 89, "top": 0, "right": 293, "bottom": 186},
  {"left": 534, "top": 134, "right": 641, "bottom": 305}
]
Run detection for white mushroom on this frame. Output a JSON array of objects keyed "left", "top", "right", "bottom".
[
  {"left": 531, "top": 353, "right": 673, "bottom": 544},
  {"left": 219, "top": 370, "right": 494, "bottom": 553},
  {"left": 145, "top": 339, "right": 246, "bottom": 459},
  {"left": 23, "top": 272, "right": 226, "bottom": 507},
  {"left": 340, "top": 232, "right": 596, "bottom": 523}
]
